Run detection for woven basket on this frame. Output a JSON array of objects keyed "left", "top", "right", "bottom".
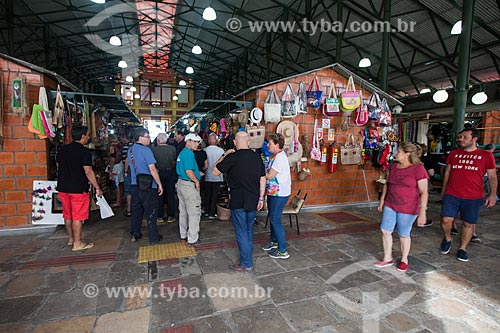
[{"left": 216, "top": 204, "right": 231, "bottom": 221}]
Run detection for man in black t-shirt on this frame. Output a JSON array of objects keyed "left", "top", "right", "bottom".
[
  {"left": 57, "top": 125, "right": 102, "bottom": 251},
  {"left": 213, "top": 131, "right": 266, "bottom": 272}
]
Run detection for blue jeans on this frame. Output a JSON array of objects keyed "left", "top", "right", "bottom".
[
  {"left": 231, "top": 209, "right": 256, "bottom": 268},
  {"left": 130, "top": 186, "right": 160, "bottom": 244},
  {"left": 267, "top": 195, "right": 289, "bottom": 253},
  {"left": 158, "top": 169, "right": 177, "bottom": 218}
]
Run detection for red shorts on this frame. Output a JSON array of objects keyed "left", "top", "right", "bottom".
[{"left": 59, "top": 192, "right": 90, "bottom": 221}]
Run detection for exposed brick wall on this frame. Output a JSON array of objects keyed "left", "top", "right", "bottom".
[
  {"left": 246, "top": 68, "right": 380, "bottom": 207},
  {"left": 482, "top": 110, "right": 500, "bottom": 145},
  {"left": 1, "top": 58, "right": 58, "bottom": 226}
]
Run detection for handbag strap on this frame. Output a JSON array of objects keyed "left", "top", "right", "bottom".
[
  {"left": 346, "top": 76, "right": 356, "bottom": 92},
  {"left": 312, "top": 119, "right": 318, "bottom": 149},
  {"left": 129, "top": 145, "right": 137, "bottom": 176},
  {"left": 266, "top": 89, "right": 279, "bottom": 104},
  {"left": 328, "top": 81, "right": 338, "bottom": 98},
  {"left": 308, "top": 76, "right": 320, "bottom": 91}
]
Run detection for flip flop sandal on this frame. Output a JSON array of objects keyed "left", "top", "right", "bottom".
[
  {"left": 72, "top": 243, "right": 94, "bottom": 251},
  {"left": 67, "top": 241, "right": 74, "bottom": 246}
]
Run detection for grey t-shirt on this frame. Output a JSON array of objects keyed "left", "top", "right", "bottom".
[{"left": 151, "top": 144, "right": 177, "bottom": 171}]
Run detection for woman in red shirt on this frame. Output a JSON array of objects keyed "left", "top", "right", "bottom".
[{"left": 375, "top": 142, "right": 429, "bottom": 272}]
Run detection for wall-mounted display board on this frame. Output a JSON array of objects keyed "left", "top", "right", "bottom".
[{"left": 32, "top": 180, "right": 64, "bottom": 225}]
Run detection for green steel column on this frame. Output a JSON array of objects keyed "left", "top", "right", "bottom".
[
  {"left": 381, "top": 0, "right": 392, "bottom": 91},
  {"left": 305, "top": 0, "right": 311, "bottom": 70},
  {"left": 452, "top": 0, "right": 475, "bottom": 137},
  {"left": 336, "top": 0, "right": 343, "bottom": 63}
]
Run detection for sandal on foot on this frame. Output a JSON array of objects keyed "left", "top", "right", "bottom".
[
  {"left": 72, "top": 243, "right": 94, "bottom": 251},
  {"left": 124, "top": 210, "right": 132, "bottom": 217},
  {"left": 67, "top": 241, "right": 74, "bottom": 246}
]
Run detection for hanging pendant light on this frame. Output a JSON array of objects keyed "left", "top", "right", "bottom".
[
  {"left": 433, "top": 89, "right": 449, "bottom": 103},
  {"left": 130, "top": 86, "right": 137, "bottom": 92},
  {"left": 358, "top": 57, "right": 372, "bottom": 68},
  {"left": 451, "top": 20, "right": 462, "bottom": 35},
  {"left": 203, "top": 6, "right": 217, "bottom": 21},
  {"left": 118, "top": 60, "right": 128, "bottom": 68},
  {"left": 173, "top": 95, "right": 179, "bottom": 101},
  {"left": 91, "top": 0, "right": 106, "bottom": 4},
  {"left": 419, "top": 88, "right": 431, "bottom": 94},
  {"left": 192, "top": 45, "right": 202, "bottom": 55},
  {"left": 179, "top": 80, "right": 187, "bottom": 86},
  {"left": 134, "top": 93, "right": 140, "bottom": 99},
  {"left": 185, "top": 66, "right": 194, "bottom": 74},
  {"left": 471, "top": 91, "right": 487, "bottom": 105},
  {"left": 125, "top": 75, "right": 133, "bottom": 83},
  {"left": 109, "top": 35, "right": 121, "bottom": 46},
  {"left": 175, "top": 89, "right": 182, "bottom": 95}
]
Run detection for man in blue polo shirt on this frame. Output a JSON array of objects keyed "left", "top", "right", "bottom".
[{"left": 176, "top": 132, "right": 203, "bottom": 246}]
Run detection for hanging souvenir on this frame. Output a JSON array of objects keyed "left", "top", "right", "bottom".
[
  {"left": 340, "top": 76, "right": 361, "bottom": 112},
  {"left": 12, "top": 75, "right": 29, "bottom": 116},
  {"left": 264, "top": 89, "right": 281, "bottom": 123},
  {"left": 297, "top": 81, "right": 308, "bottom": 113},
  {"left": 323, "top": 81, "right": 340, "bottom": 117},
  {"left": 306, "top": 76, "right": 323, "bottom": 110},
  {"left": 281, "top": 83, "right": 298, "bottom": 118}
]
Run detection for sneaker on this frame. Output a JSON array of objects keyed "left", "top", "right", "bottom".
[
  {"left": 130, "top": 234, "right": 142, "bottom": 242},
  {"left": 208, "top": 215, "right": 217, "bottom": 220},
  {"left": 451, "top": 227, "right": 458, "bottom": 235},
  {"left": 470, "top": 235, "right": 481, "bottom": 243},
  {"left": 261, "top": 242, "right": 278, "bottom": 251},
  {"left": 417, "top": 220, "right": 433, "bottom": 228},
  {"left": 187, "top": 239, "right": 201, "bottom": 246},
  {"left": 397, "top": 262, "right": 409, "bottom": 272},
  {"left": 268, "top": 249, "right": 290, "bottom": 259},
  {"left": 457, "top": 249, "right": 469, "bottom": 262},
  {"left": 166, "top": 216, "right": 176, "bottom": 223},
  {"left": 157, "top": 218, "right": 165, "bottom": 224},
  {"left": 440, "top": 238, "right": 452, "bottom": 254},
  {"left": 374, "top": 259, "right": 394, "bottom": 268}
]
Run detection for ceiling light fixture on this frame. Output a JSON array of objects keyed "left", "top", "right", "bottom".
[
  {"left": 451, "top": 20, "right": 462, "bottom": 35},
  {"left": 118, "top": 60, "right": 127, "bottom": 68},
  {"left": 185, "top": 66, "right": 194, "bottom": 74},
  {"left": 175, "top": 89, "right": 182, "bottom": 95},
  {"left": 471, "top": 91, "right": 487, "bottom": 105},
  {"left": 179, "top": 80, "right": 187, "bottom": 86},
  {"left": 419, "top": 88, "right": 431, "bottom": 94},
  {"left": 125, "top": 75, "right": 133, "bottom": 82},
  {"left": 202, "top": 6, "right": 217, "bottom": 21},
  {"left": 192, "top": 45, "right": 202, "bottom": 55},
  {"left": 130, "top": 86, "right": 137, "bottom": 92},
  {"left": 173, "top": 95, "right": 179, "bottom": 101},
  {"left": 91, "top": 0, "right": 106, "bottom": 4},
  {"left": 433, "top": 89, "right": 449, "bottom": 103},
  {"left": 358, "top": 57, "right": 371, "bottom": 68},
  {"left": 109, "top": 35, "right": 121, "bottom": 46},
  {"left": 134, "top": 93, "right": 140, "bottom": 99}
]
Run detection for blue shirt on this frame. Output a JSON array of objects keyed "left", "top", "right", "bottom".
[
  {"left": 128, "top": 143, "right": 158, "bottom": 188},
  {"left": 176, "top": 148, "right": 201, "bottom": 181}
]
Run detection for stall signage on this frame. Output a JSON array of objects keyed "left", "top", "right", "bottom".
[{"left": 143, "top": 68, "right": 175, "bottom": 81}]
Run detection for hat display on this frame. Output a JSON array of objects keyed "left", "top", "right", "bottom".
[
  {"left": 276, "top": 120, "right": 299, "bottom": 147},
  {"left": 250, "top": 107, "right": 263, "bottom": 125},
  {"left": 185, "top": 133, "right": 202, "bottom": 142},
  {"left": 237, "top": 109, "right": 248, "bottom": 126}
]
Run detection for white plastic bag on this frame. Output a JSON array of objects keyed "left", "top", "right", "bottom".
[{"left": 96, "top": 195, "right": 114, "bottom": 219}]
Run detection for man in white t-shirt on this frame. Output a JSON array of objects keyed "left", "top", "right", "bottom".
[{"left": 204, "top": 134, "right": 225, "bottom": 219}]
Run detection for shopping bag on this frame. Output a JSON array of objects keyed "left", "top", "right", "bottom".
[
  {"left": 306, "top": 76, "right": 323, "bottom": 110},
  {"left": 281, "top": 82, "right": 298, "bottom": 118},
  {"left": 264, "top": 89, "right": 281, "bottom": 123},
  {"left": 297, "top": 81, "right": 308, "bottom": 113},
  {"left": 341, "top": 76, "right": 361, "bottom": 111},
  {"left": 96, "top": 195, "right": 115, "bottom": 219},
  {"left": 379, "top": 98, "right": 392, "bottom": 126},
  {"left": 310, "top": 119, "right": 322, "bottom": 161},
  {"left": 341, "top": 134, "right": 362, "bottom": 165},
  {"left": 367, "top": 92, "right": 382, "bottom": 121},
  {"left": 323, "top": 81, "right": 340, "bottom": 117}
]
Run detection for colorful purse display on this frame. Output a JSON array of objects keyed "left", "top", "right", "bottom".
[
  {"left": 310, "top": 119, "right": 322, "bottom": 161},
  {"left": 355, "top": 95, "right": 369, "bottom": 126},
  {"left": 306, "top": 76, "right": 323, "bottom": 110},
  {"left": 281, "top": 82, "right": 298, "bottom": 118}
]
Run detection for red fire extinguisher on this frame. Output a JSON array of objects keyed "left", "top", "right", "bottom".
[{"left": 328, "top": 143, "right": 339, "bottom": 173}]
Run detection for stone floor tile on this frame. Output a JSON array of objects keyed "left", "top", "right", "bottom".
[
  {"left": 269, "top": 248, "right": 316, "bottom": 271},
  {"left": 251, "top": 256, "right": 286, "bottom": 276},
  {"left": 288, "top": 238, "right": 329, "bottom": 255},
  {"left": 150, "top": 275, "right": 215, "bottom": 328},
  {"left": 405, "top": 256, "right": 438, "bottom": 274},
  {"left": 203, "top": 272, "right": 270, "bottom": 311},
  {"left": 180, "top": 314, "right": 232, "bottom": 333},
  {"left": 0, "top": 295, "right": 45, "bottom": 325},
  {"left": 257, "top": 268, "right": 334, "bottom": 304},
  {"left": 34, "top": 290, "right": 97, "bottom": 322},
  {"left": 0, "top": 323, "right": 33, "bottom": 332},
  {"left": 195, "top": 250, "right": 234, "bottom": 274},
  {"left": 4, "top": 273, "right": 45, "bottom": 297},
  {"left": 179, "top": 257, "right": 202, "bottom": 276},
  {"left": 105, "top": 260, "right": 148, "bottom": 288},
  {"left": 306, "top": 249, "right": 352, "bottom": 265},
  {"left": 230, "top": 304, "right": 292, "bottom": 332},
  {"left": 278, "top": 299, "right": 335, "bottom": 331},
  {"left": 36, "top": 270, "right": 77, "bottom": 294},
  {"left": 384, "top": 312, "right": 419, "bottom": 331},
  {"left": 33, "top": 315, "right": 96, "bottom": 333},
  {"left": 94, "top": 307, "right": 149, "bottom": 333}
]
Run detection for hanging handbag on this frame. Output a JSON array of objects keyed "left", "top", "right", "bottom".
[
  {"left": 378, "top": 98, "right": 393, "bottom": 126},
  {"left": 341, "top": 76, "right": 361, "bottom": 111},
  {"left": 310, "top": 119, "right": 322, "bottom": 161},
  {"left": 281, "top": 82, "right": 298, "bottom": 118},
  {"left": 367, "top": 92, "right": 382, "bottom": 121},
  {"left": 341, "top": 134, "right": 362, "bottom": 165},
  {"left": 355, "top": 95, "right": 369, "bottom": 126},
  {"left": 323, "top": 81, "right": 340, "bottom": 117},
  {"left": 306, "top": 76, "right": 323, "bottom": 110},
  {"left": 264, "top": 89, "right": 281, "bottom": 123},
  {"left": 297, "top": 81, "right": 308, "bottom": 113},
  {"left": 245, "top": 123, "right": 265, "bottom": 149},
  {"left": 237, "top": 109, "right": 248, "bottom": 127}
]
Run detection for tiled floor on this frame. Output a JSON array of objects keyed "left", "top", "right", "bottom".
[{"left": 0, "top": 192, "right": 499, "bottom": 332}]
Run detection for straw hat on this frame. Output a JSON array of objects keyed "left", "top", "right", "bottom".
[{"left": 276, "top": 120, "right": 299, "bottom": 147}]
